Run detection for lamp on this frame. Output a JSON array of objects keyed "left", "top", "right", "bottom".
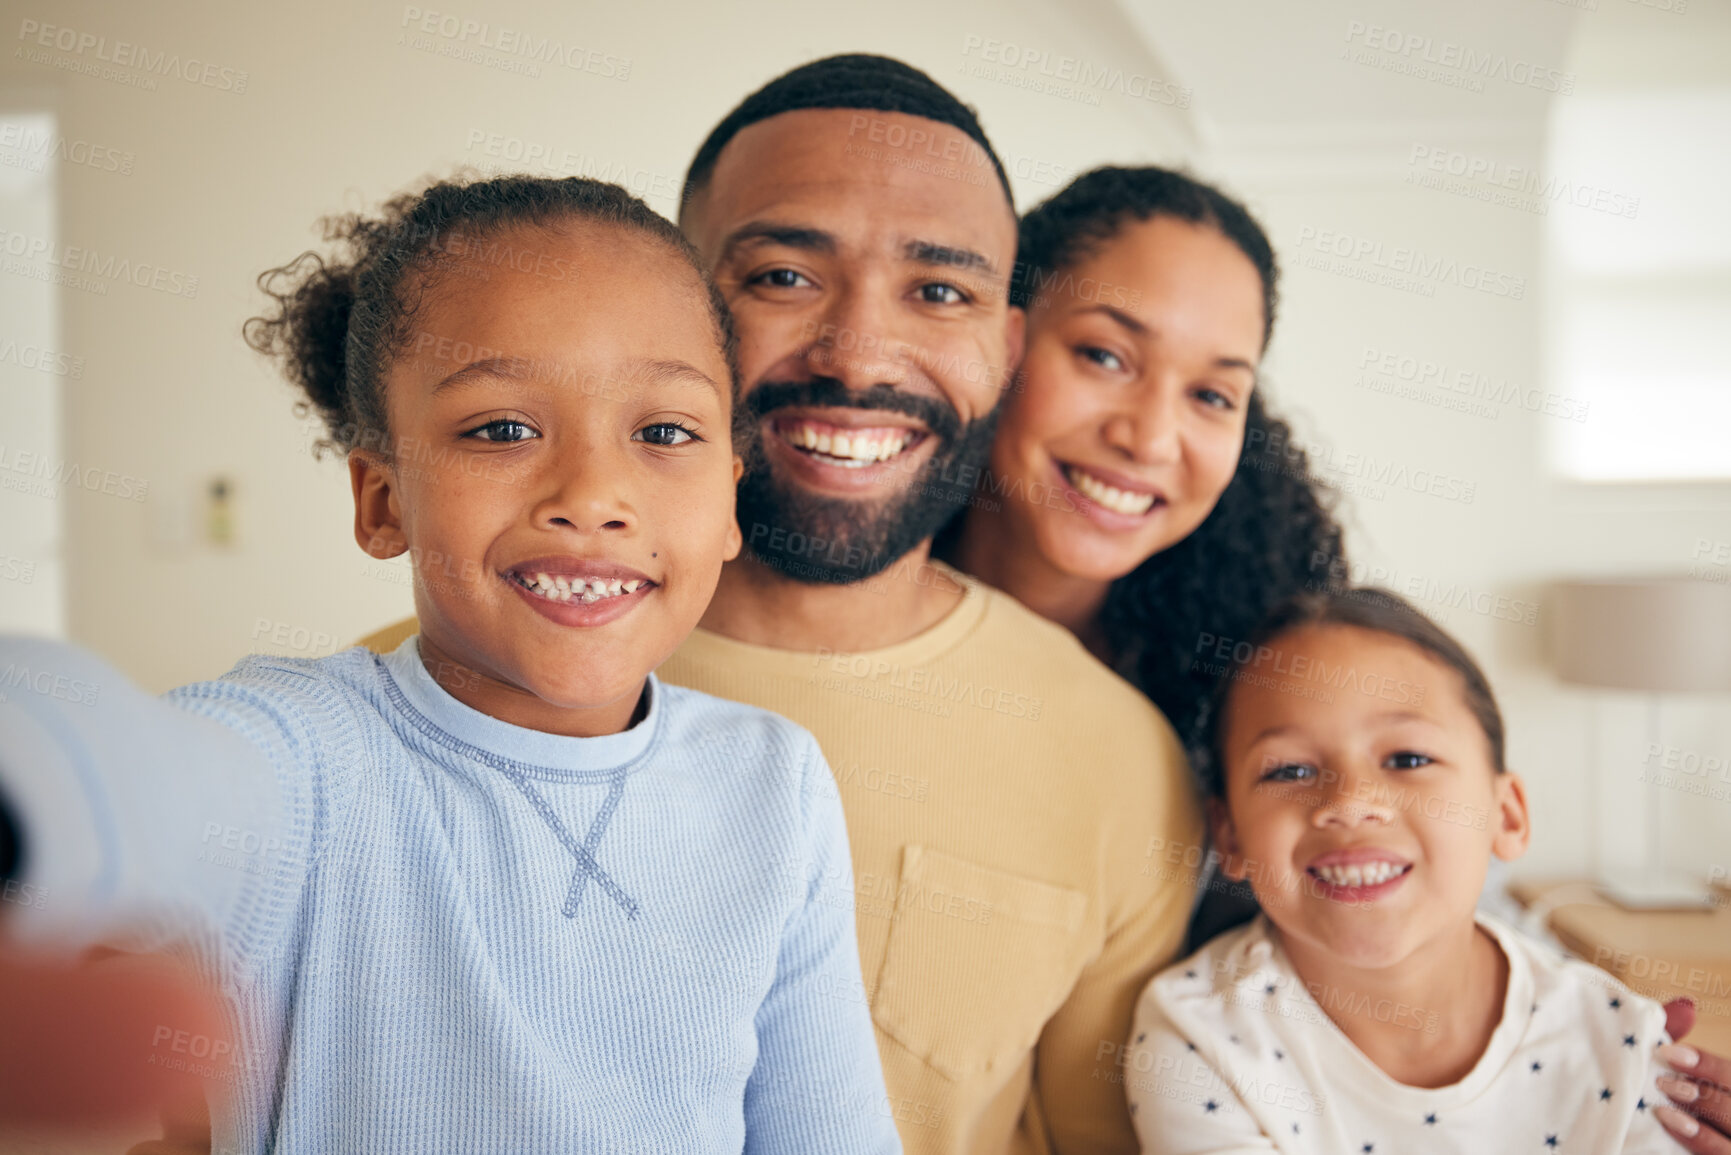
[{"left": 1549, "top": 576, "right": 1731, "bottom": 909}]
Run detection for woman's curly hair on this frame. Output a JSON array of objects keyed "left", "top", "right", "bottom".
[
  {"left": 243, "top": 174, "right": 738, "bottom": 457},
  {"left": 1014, "top": 166, "right": 1347, "bottom": 751},
  {"left": 1105, "top": 392, "right": 1346, "bottom": 750}
]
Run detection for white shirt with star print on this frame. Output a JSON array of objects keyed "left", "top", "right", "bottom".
[{"left": 1125, "top": 913, "right": 1685, "bottom": 1154}]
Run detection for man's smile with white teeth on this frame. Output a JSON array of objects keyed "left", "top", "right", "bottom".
[
  {"left": 1063, "top": 463, "right": 1160, "bottom": 516},
  {"left": 774, "top": 418, "right": 922, "bottom": 468},
  {"left": 1308, "top": 862, "right": 1412, "bottom": 888},
  {"left": 511, "top": 571, "right": 647, "bottom": 604}
]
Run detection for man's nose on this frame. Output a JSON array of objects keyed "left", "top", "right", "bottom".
[{"left": 804, "top": 284, "right": 909, "bottom": 391}]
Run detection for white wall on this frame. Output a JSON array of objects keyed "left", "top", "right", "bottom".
[
  {"left": 0, "top": 108, "right": 64, "bottom": 635},
  {"left": 1, "top": 0, "right": 1725, "bottom": 881}
]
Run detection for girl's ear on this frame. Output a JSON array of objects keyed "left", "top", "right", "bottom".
[
  {"left": 350, "top": 450, "right": 407, "bottom": 559},
  {"left": 1207, "top": 796, "right": 1250, "bottom": 882},
  {"left": 1490, "top": 771, "right": 1532, "bottom": 862}
]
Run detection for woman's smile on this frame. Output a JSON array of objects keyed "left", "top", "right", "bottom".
[{"left": 1053, "top": 458, "right": 1169, "bottom": 521}]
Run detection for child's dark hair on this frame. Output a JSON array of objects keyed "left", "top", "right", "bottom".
[
  {"left": 1014, "top": 165, "right": 1278, "bottom": 348},
  {"left": 1198, "top": 586, "right": 1509, "bottom": 797},
  {"left": 245, "top": 174, "right": 738, "bottom": 456}
]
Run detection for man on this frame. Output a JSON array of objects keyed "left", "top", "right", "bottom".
[
  {"left": 362, "top": 56, "right": 1200, "bottom": 1154},
  {"left": 654, "top": 55, "right": 1200, "bottom": 1153}
]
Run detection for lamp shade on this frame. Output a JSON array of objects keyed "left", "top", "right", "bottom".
[{"left": 1549, "top": 577, "right": 1731, "bottom": 692}]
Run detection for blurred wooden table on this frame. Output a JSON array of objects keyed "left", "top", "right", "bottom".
[{"left": 1509, "top": 877, "right": 1731, "bottom": 1055}]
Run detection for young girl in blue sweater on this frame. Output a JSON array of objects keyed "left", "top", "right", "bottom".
[{"left": 0, "top": 175, "right": 899, "bottom": 1154}]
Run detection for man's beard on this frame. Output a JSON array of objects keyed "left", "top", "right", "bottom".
[{"left": 736, "top": 379, "right": 999, "bottom": 585}]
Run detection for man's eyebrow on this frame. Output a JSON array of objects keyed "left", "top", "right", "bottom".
[
  {"left": 904, "top": 239, "right": 997, "bottom": 276},
  {"left": 718, "top": 221, "right": 837, "bottom": 263},
  {"left": 1075, "top": 304, "right": 1258, "bottom": 374}
]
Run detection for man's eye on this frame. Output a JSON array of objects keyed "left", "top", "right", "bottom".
[
  {"left": 463, "top": 419, "right": 538, "bottom": 443},
  {"left": 1385, "top": 751, "right": 1433, "bottom": 771},
  {"left": 752, "top": 268, "right": 812, "bottom": 290},
  {"left": 918, "top": 282, "right": 967, "bottom": 305},
  {"left": 1079, "top": 346, "right": 1125, "bottom": 373},
  {"left": 634, "top": 422, "right": 698, "bottom": 446},
  {"left": 1261, "top": 762, "right": 1317, "bottom": 784}
]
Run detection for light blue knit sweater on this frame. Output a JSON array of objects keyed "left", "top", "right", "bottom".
[{"left": 0, "top": 636, "right": 900, "bottom": 1154}]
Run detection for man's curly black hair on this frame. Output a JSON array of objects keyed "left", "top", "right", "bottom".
[{"left": 1013, "top": 166, "right": 1348, "bottom": 752}]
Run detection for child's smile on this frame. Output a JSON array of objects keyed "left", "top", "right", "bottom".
[
  {"left": 1304, "top": 847, "right": 1413, "bottom": 901},
  {"left": 505, "top": 557, "right": 656, "bottom": 624}
]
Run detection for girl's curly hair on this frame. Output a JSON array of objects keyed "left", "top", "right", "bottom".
[
  {"left": 1014, "top": 166, "right": 1348, "bottom": 751},
  {"left": 244, "top": 174, "right": 738, "bottom": 457}
]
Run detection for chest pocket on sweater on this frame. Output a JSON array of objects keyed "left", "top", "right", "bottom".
[{"left": 871, "top": 845, "right": 1088, "bottom": 1080}]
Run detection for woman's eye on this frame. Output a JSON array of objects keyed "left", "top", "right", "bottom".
[
  {"left": 635, "top": 422, "right": 698, "bottom": 447},
  {"left": 1079, "top": 346, "right": 1125, "bottom": 373},
  {"left": 752, "top": 268, "right": 812, "bottom": 290},
  {"left": 1261, "top": 762, "right": 1317, "bottom": 784},
  {"left": 1385, "top": 751, "right": 1434, "bottom": 771},
  {"left": 918, "top": 282, "right": 967, "bottom": 305},
  {"left": 463, "top": 419, "right": 537, "bottom": 443},
  {"left": 1193, "top": 386, "right": 1235, "bottom": 410}
]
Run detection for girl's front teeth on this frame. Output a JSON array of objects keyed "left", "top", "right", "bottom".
[
  {"left": 1313, "top": 862, "right": 1407, "bottom": 887},
  {"left": 519, "top": 572, "right": 641, "bottom": 604}
]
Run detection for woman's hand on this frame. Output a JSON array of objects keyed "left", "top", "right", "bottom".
[{"left": 1657, "top": 998, "right": 1731, "bottom": 1152}]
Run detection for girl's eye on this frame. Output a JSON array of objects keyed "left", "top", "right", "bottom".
[
  {"left": 634, "top": 422, "right": 699, "bottom": 447},
  {"left": 463, "top": 419, "right": 538, "bottom": 443},
  {"left": 752, "top": 268, "right": 812, "bottom": 290},
  {"left": 1385, "top": 751, "right": 1434, "bottom": 771},
  {"left": 1193, "top": 386, "right": 1235, "bottom": 410},
  {"left": 1079, "top": 346, "right": 1125, "bottom": 373},
  {"left": 918, "top": 282, "right": 968, "bottom": 305},
  {"left": 1261, "top": 762, "right": 1318, "bottom": 784}
]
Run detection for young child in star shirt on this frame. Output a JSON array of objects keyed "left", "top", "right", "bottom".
[{"left": 1127, "top": 588, "right": 1687, "bottom": 1153}]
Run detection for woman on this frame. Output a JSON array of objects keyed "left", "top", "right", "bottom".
[
  {"left": 947, "top": 166, "right": 1339, "bottom": 754},
  {"left": 935, "top": 164, "right": 1339, "bottom": 944}
]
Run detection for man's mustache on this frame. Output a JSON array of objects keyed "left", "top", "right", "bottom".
[{"left": 744, "top": 378, "right": 963, "bottom": 446}]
